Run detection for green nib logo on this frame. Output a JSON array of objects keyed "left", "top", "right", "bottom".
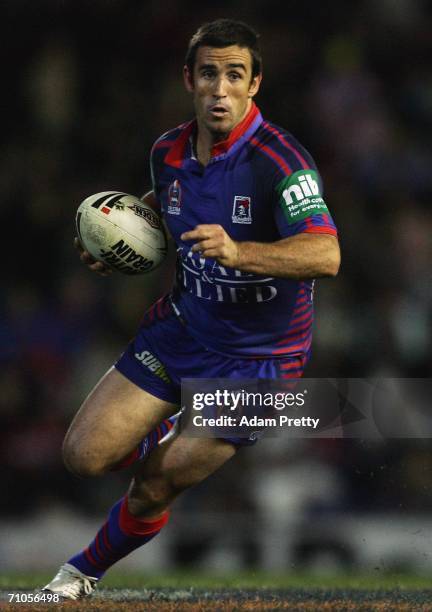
[
  {"left": 277, "top": 170, "right": 329, "bottom": 224},
  {"left": 283, "top": 172, "right": 319, "bottom": 204}
]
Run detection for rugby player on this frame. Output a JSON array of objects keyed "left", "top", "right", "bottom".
[{"left": 43, "top": 19, "right": 340, "bottom": 599}]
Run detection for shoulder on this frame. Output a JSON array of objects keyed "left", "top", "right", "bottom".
[
  {"left": 150, "top": 120, "right": 195, "bottom": 174},
  {"left": 249, "top": 120, "right": 318, "bottom": 179},
  {"left": 150, "top": 123, "right": 186, "bottom": 158}
]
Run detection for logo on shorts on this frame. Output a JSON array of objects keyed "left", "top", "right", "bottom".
[
  {"left": 134, "top": 350, "right": 170, "bottom": 383},
  {"left": 232, "top": 196, "right": 252, "bottom": 224},
  {"left": 168, "top": 180, "right": 182, "bottom": 215}
]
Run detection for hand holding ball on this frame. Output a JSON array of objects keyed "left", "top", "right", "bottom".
[{"left": 76, "top": 192, "right": 167, "bottom": 275}]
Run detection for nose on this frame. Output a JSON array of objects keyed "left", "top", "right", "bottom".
[{"left": 213, "top": 76, "right": 227, "bottom": 98}]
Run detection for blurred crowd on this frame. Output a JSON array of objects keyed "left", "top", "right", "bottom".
[{"left": 1, "top": 0, "right": 432, "bottom": 560}]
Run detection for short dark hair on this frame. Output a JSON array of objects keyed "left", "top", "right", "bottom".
[{"left": 185, "top": 19, "right": 262, "bottom": 78}]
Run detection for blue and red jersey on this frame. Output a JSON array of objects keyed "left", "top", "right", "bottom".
[{"left": 150, "top": 103, "right": 337, "bottom": 359}]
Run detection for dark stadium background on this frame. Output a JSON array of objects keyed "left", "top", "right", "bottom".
[{"left": 1, "top": 0, "right": 432, "bottom": 576}]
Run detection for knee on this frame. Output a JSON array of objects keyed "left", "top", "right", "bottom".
[{"left": 62, "top": 437, "right": 108, "bottom": 478}]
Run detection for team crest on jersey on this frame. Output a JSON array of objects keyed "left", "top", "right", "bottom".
[
  {"left": 232, "top": 196, "right": 252, "bottom": 224},
  {"left": 167, "top": 179, "right": 182, "bottom": 215}
]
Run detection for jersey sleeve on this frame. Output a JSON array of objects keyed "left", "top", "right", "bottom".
[
  {"left": 272, "top": 163, "right": 338, "bottom": 238},
  {"left": 149, "top": 141, "right": 162, "bottom": 201},
  {"left": 149, "top": 129, "right": 176, "bottom": 201}
]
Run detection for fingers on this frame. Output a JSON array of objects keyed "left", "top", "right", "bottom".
[
  {"left": 73, "top": 236, "right": 85, "bottom": 253},
  {"left": 88, "top": 261, "right": 113, "bottom": 276},
  {"left": 183, "top": 226, "right": 226, "bottom": 258},
  {"left": 181, "top": 224, "right": 224, "bottom": 243},
  {"left": 191, "top": 239, "right": 215, "bottom": 254},
  {"left": 73, "top": 237, "right": 112, "bottom": 276},
  {"left": 180, "top": 225, "right": 239, "bottom": 267}
]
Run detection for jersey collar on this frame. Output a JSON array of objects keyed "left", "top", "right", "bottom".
[{"left": 164, "top": 103, "right": 263, "bottom": 168}]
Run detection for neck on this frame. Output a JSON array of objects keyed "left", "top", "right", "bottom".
[
  {"left": 195, "top": 100, "right": 254, "bottom": 166},
  {"left": 195, "top": 128, "right": 226, "bottom": 166}
]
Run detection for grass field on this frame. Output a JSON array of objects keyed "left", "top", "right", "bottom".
[{"left": 1, "top": 571, "right": 431, "bottom": 610}]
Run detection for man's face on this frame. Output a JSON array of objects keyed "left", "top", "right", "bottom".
[{"left": 184, "top": 45, "right": 262, "bottom": 139}]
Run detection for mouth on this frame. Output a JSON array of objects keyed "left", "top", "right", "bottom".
[{"left": 208, "top": 105, "right": 229, "bottom": 119}]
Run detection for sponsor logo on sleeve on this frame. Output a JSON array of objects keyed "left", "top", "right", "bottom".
[{"left": 276, "top": 170, "right": 329, "bottom": 224}]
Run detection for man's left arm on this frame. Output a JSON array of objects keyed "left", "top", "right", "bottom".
[{"left": 180, "top": 225, "right": 340, "bottom": 279}]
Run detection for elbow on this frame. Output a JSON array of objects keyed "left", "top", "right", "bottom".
[
  {"left": 327, "top": 264, "right": 340, "bottom": 278},
  {"left": 320, "top": 240, "right": 341, "bottom": 277},
  {"left": 327, "top": 244, "right": 341, "bottom": 277},
  {"left": 310, "top": 234, "right": 341, "bottom": 278}
]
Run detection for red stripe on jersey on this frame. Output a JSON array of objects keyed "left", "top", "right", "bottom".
[
  {"left": 280, "top": 361, "right": 303, "bottom": 370},
  {"left": 262, "top": 122, "right": 309, "bottom": 169},
  {"left": 292, "top": 300, "right": 308, "bottom": 315},
  {"left": 153, "top": 140, "right": 176, "bottom": 150},
  {"left": 276, "top": 318, "right": 313, "bottom": 346},
  {"left": 272, "top": 336, "right": 312, "bottom": 355},
  {"left": 164, "top": 122, "right": 194, "bottom": 168},
  {"left": 289, "top": 309, "right": 313, "bottom": 327},
  {"left": 291, "top": 294, "right": 307, "bottom": 310},
  {"left": 302, "top": 213, "right": 337, "bottom": 235},
  {"left": 211, "top": 103, "right": 260, "bottom": 156},
  {"left": 278, "top": 327, "right": 311, "bottom": 347},
  {"left": 277, "top": 322, "right": 312, "bottom": 345},
  {"left": 250, "top": 137, "right": 292, "bottom": 176},
  {"left": 303, "top": 226, "right": 338, "bottom": 236},
  {"left": 278, "top": 356, "right": 305, "bottom": 380},
  {"left": 276, "top": 312, "right": 313, "bottom": 343},
  {"left": 290, "top": 301, "right": 310, "bottom": 317}
]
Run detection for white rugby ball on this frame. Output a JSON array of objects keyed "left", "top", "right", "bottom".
[{"left": 76, "top": 191, "right": 167, "bottom": 275}]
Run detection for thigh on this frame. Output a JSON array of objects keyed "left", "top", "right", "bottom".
[{"left": 64, "top": 367, "right": 178, "bottom": 470}]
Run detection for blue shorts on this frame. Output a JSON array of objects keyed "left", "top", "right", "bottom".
[{"left": 115, "top": 297, "right": 307, "bottom": 446}]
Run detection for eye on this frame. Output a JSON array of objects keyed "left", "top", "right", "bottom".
[
  {"left": 201, "top": 69, "right": 216, "bottom": 79},
  {"left": 228, "top": 72, "right": 242, "bottom": 81}
]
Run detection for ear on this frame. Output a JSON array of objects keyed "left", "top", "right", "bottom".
[
  {"left": 248, "top": 73, "right": 262, "bottom": 98},
  {"left": 183, "top": 65, "right": 194, "bottom": 92}
]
